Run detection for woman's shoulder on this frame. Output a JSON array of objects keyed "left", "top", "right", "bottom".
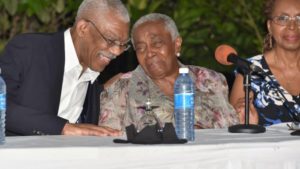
[
  {"left": 104, "top": 72, "right": 132, "bottom": 93},
  {"left": 248, "top": 54, "right": 265, "bottom": 68},
  {"left": 187, "top": 65, "right": 228, "bottom": 91},
  {"left": 187, "top": 65, "right": 225, "bottom": 80},
  {"left": 248, "top": 54, "right": 264, "bottom": 63}
]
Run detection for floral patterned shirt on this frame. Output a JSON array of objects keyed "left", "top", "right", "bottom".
[
  {"left": 248, "top": 55, "right": 300, "bottom": 126},
  {"left": 99, "top": 64, "right": 239, "bottom": 131}
]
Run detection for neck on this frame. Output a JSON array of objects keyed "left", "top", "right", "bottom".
[
  {"left": 273, "top": 48, "right": 300, "bottom": 69},
  {"left": 151, "top": 67, "right": 180, "bottom": 98},
  {"left": 153, "top": 70, "right": 179, "bottom": 86}
]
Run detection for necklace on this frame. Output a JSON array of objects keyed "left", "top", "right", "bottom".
[{"left": 130, "top": 70, "right": 163, "bottom": 131}]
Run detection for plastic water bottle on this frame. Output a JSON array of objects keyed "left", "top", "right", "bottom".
[
  {"left": 0, "top": 68, "right": 6, "bottom": 145},
  {"left": 174, "top": 67, "right": 195, "bottom": 141}
]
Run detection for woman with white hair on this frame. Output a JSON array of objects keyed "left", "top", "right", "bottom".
[{"left": 99, "top": 13, "right": 239, "bottom": 131}]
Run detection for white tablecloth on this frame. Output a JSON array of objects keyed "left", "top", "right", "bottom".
[{"left": 1, "top": 123, "right": 300, "bottom": 169}]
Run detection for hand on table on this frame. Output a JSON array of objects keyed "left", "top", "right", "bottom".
[{"left": 62, "top": 123, "right": 122, "bottom": 136}]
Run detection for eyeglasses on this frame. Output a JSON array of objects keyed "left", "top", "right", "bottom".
[
  {"left": 271, "top": 15, "right": 300, "bottom": 27},
  {"left": 84, "top": 19, "right": 131, "bottom": 51}
]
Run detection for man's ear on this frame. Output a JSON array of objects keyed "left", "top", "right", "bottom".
[{"left": 75, "top": 19, "right": 89, "bottom": 37}]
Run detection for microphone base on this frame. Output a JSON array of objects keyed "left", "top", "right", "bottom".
[
  {"left": 228, "top": 124, "right": 266, "bottom": 133},
  {"left": 290, "top": 130, "right": 300, "bottom": 136}
]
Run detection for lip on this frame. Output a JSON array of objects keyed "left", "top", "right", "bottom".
[
  {"left": 98, "top": 54, "right": 111, "bottom": 65},
  {"left": 283, "top": 34, "right": 300, "bottom": 42}
]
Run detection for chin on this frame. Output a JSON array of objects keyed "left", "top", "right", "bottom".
[
  {"left": 148, "top": 71, "right": 167, "bottom": 79},
  {"left": 283, "top": 44, "right": 300, "bottom": 51},
  {"left": 90, "top": 65, "right": 105, "bottom": 72},
  {"left": 96, "top": 67, "right": 105, "bottom": 72}
]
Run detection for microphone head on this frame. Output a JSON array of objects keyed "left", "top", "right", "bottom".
[{"left": 214, "top": 44, "right": 238, "bottom": 65}]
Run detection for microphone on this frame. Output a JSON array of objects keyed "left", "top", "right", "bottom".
[
  {"left": 215, "top": 44, "right": 266, "bottom": 134},
  {"left": 214, "top": 44, "right": 264, "bottom": 74}
]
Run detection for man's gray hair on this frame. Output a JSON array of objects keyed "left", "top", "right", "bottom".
[
  {"left": 76, "top": 0, "right": 130, "bottom": 23},
  {"left": 131, "top": 13, "right": 179, "bottom": 46}
]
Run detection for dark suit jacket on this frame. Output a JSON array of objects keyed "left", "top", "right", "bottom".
[{"left": 0, "top": 31, "right": 101, "bottom": 136}]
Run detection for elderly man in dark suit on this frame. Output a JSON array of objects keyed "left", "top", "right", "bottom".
[{"left": 0, "top": 0, "right": 130, "bottom": 136}]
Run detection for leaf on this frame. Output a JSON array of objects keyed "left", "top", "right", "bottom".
[
  {"left": 27, "top": 0, "right": 51, "bottom": 23},
  {"left": 148, "top": 1, "right": 164, "bottom": 12},
  {"left": 0, "top": 12, "right": 10, "bottom": 31},
  {"left": 54, "top": 0, "right": 64, "bottom": 13},
  {"left": 3, "top": 0, "right": 18, "bottom": 15},
  {"left": 38, "top": 10, "right": 51, "bottom": 23},
  {"left": 128, "top": 0, "right": 147, "bottom": 10}
]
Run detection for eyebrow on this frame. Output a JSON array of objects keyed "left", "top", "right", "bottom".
[
  {"left": 101, "top": 30, "right": 118, "bottom": 41},
  {"left": 101, "top": 29, "right": 130, "bottom": 44},
  {"left": 276, "top": 12, "right": 300, "bottom": 16}
]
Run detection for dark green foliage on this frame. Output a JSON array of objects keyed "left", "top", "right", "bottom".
[{"left": 0, "top": 0, "right": 267, "bottom": 72}]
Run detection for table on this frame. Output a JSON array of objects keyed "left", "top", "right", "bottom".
[{"left": 1, "top": 123, "right": 300, "bottom": 169}]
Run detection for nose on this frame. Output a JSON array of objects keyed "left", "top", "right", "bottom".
[
  {"left": 146, "top": 45, "right": 156, "bottom": 59},
  {"left": 287, "top": 19, "right": 297, "bottom": 30},
  {"left": 109, "top": 45, "right": 123, "bottom": 56}
]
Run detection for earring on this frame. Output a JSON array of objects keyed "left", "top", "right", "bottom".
[
  {"left": 268, "top": 33, "right": 273, "bottom": 49},
  {"left": 176, "top": 52, "right": 180, "bottom": 57},
  {"left": 263, "top": 33, "right": 274, "bottom": 52}
]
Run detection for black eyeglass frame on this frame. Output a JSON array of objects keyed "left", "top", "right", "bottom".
[
  {"left": 271, "top": 15, "right": 300, "bottom": 27},
  {"left": 83, "top": 19, "right": 131, "bottom": 51}
]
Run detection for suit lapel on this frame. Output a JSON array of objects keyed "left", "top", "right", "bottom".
[
  {"left": 45, "top": 30, "right": 101, "bottom": 124},
  {"left": 46, "top": 31, "right": 65, "bottom": 113},
  {"left": 82, "top": 79, "right": 102, "bottom": 124}
]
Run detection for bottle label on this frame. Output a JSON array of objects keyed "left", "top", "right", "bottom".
[
  {"left": 174, "top": 93, "right": 194, "bottom": 109},
  {"left": 0, "top": 94, "right": 6, "bottom": 110}
]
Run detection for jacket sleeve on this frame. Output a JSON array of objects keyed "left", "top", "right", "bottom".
[{"left": 0, "top": 35, "right": 67, "bottom": 136}]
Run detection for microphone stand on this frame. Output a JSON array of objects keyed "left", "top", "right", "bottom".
[{"left": 228, "top": 71, "right": 266, "bottom": 133}]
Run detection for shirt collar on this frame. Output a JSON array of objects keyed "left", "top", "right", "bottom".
[
  {"left": 85, "top": 68, "right": 100, "bottom": 83},
  {"left": 64, "top": 28, "right": 79, "bottom": 72},
  {"left": 64, "top": 28, "right": 99, "bottom": 83}
]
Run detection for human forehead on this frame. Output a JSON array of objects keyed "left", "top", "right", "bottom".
[
  {"left": 95, "top": 14, "right": 129, "bottom": 41},
  {"left": 272, "top": 0, "right": 300, "bottom": 15},
  {"left": 133, "top": 20, "right": 170, "bottom": 41}
]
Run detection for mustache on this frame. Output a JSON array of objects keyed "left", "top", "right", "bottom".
[{"left": 97, "top": 51, "right": 117, "bottom": 60}]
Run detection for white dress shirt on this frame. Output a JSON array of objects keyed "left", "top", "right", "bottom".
[{"left": 57, "top": 29, "right": 99, "bottom": 123}]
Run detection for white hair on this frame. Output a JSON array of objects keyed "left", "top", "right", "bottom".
[
  {"left": 76, "top": 0, "right": 130, "bottom": 23},
  {"left": 131, "top": 13, "right": 179, "bottom": 46}
]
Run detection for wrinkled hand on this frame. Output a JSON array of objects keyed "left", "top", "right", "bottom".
[
  {"left": 233, "top": 97, "right": 259, "bottom": 125},
  {"left": 62, "top": 123, "right": 122, "bottom": 136}
]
